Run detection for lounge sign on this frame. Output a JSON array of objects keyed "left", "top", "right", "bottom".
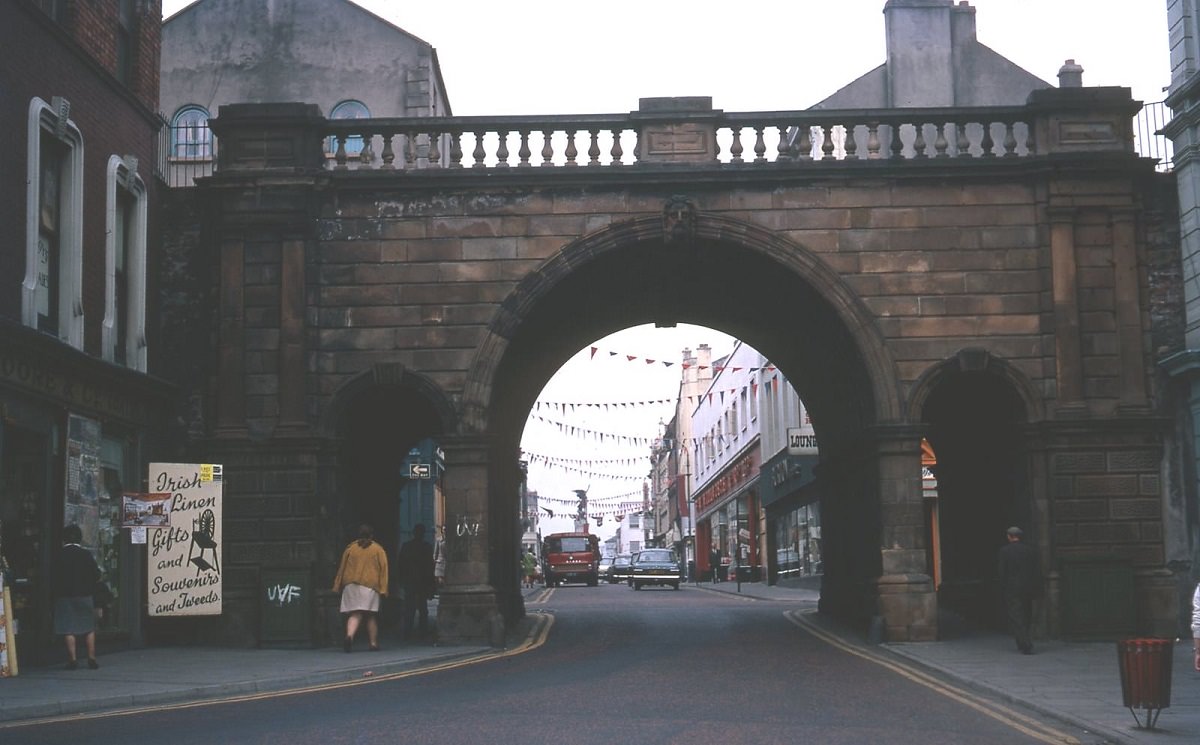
[{"left": 147, "top": 463, "right": 223, "bottom": 616}]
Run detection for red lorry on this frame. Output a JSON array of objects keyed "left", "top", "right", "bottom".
[{"left": 541, "top": 532, "right": 600, "bottom": 587}]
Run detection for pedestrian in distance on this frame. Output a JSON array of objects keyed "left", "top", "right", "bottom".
[
  {"left": 53, "top": 524, "right": 101, "bottom": 670},
  {"left": 433, "top": 525, "right": 446, "bottom": 593},
  {"left": 1191, "top": 580, "right": 1200, "bottom": 672},
  {"left": 398, "top": 523, "right": 436, "bottom": 642},
  {"left": 997, "top": 526, "right": 1041, "bottom": 655},
  {"left": 332, "top": 524, "right": 389, "bottom": 652},
  {"left": 710, "top": 546, "right": 722, "bottom": 584},
  {"left": 521, "top": 547, "right": 537, "bottom": 589}
]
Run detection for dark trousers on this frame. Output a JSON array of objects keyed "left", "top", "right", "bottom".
[
  {"left": 403, "top": 590, "right": 429, "bottom": 638},
  {"left": 1004, "top": 592, "right": 1033, "bottom": 652}
]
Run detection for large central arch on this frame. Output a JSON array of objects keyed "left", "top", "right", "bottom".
[{"left": 436, "top": 209, "right": 930, "bottom": 640}]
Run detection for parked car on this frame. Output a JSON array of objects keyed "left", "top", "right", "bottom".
[
  {"left": 628, "top": 548, "right": 681, "bottom": 590},
  {"left": 607, "top": 554, "right": 633, "bottom": 584},
  {"left": 598, "top": 556, "right": 613, "bottom": 577}
]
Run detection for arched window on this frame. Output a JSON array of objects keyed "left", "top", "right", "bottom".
[
  {"left": 327, "top": 100, "right": 370, "bottom": 156},
  {"left": 171, "top": 106, "right": 212, "bottom": 160}
]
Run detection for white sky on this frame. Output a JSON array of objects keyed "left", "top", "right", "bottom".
[{"left": 161, "top": 0, "right": 1173, "bottom": 541}]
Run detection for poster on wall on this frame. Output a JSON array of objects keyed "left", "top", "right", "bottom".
[
  {"left": 122, "top": 492, "right": 172, "bottom": 528},
  {"left": 147, "top": 463, "right": 223, "bottom": 617},
  {"left": 0, "top": 573, "right": 16, "bottom": 677},
  {"left": 65, "top": 414, "right": 102, "bottom": 551}
]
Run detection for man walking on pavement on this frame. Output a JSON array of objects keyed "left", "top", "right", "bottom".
[
  {"left": 710, "top": 546, "right": 722, "bottom": 584},
  {"left": 997, "top": 526, "right": 1041, "bottom": 655},
  {"left": 398, "top": 523, "right": 436, "bottom": 642}
]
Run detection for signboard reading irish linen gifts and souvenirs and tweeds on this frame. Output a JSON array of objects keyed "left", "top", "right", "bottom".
[{"left": 147, "top": 463, "right": 223, "bottom": 616}]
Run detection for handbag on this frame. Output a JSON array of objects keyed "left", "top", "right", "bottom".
[{"left": 93, "top": 579, "right": 114, "bottom": 609}]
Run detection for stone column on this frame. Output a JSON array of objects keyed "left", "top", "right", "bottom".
[
  {"left": 278, "top": 237, "right": 307, "bottom": 430},
  {"left": 215, "top": 236, "right": 246, "bottom": 435},
  {"left": 1111, "top": 209, "right": 1149, "bottom": 410},
  {"left": 436, "top": 434, "right": 501, "bottom": 645},
  {"left": 1048, "top": 208, "right": 1084, "bottom": 410},
  {"left": 873, "top": 425, "right": 937, "bottom": 642}
]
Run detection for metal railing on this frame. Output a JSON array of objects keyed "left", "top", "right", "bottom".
[
  {"left": 158, "top": 123, "right": 217, "bottom": 187},
  {"left": 1134, "top": 100, "right": 1173, "bottom": 172}
]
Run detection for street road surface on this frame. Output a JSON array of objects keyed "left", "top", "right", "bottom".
[{"left": 9, "top": 583, "right": 1098, "bottom": 744}]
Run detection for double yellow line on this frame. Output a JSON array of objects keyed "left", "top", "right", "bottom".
[
  {"left": 785, "top": 610, "right": 1081, "bottom": 745},
  {"left": 1, "top": 612, "right": 554, "bottom": 729}
]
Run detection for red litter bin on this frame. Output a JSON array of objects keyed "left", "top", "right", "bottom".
[{"left": 1116, "top": 638, "right": 1174, "bottom": 730}]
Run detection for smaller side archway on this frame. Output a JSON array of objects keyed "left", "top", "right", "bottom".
[
  {"left": 908, "top": 349, "right": 1042, "bottom": 627},
  {"left": 320, "top": 364, "right": 457, "bottom": 579}
]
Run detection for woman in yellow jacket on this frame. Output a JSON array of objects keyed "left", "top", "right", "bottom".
[{"left": 332, "top": 524, "right": 389, "bottom": 652}]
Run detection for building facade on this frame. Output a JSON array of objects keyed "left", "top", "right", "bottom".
[
  {"left": 1160, "top": 0, "right": 1200, "bottom": 631},
  {"left": 758, "top": 377, "right": 821, "bottom": 585},
  {"left": 0, "top": 0, "right": 174, "bottom": 662},
  {"left": 690, "top": 343, "right": 766, "bottom": 583},
  {"left": 159, "top": 0, "right": 451, "bottom": 186}
]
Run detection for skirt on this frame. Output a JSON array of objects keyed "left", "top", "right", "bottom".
[
  {"left": 339, "top": 583, "right": 381, "bottom": 613},
  {"left": 54, "top": 596, "right": 95, "bottom": 635}
]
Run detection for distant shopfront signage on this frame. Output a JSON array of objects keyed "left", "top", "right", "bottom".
[
  {"left": 759, "top": 451, "right": 819, "bottom": 509},
  {"left": 0, "top": 350, "right": 151, "bottom": 424},
  {"left": 786, "top": 428, "right": 818, "bottom": 455},
  {"left": 147, "top": 463, "right": 223, "bottom": 617},
  {"left": 694, "top": 451, "right": 758, "bottom": 515}
]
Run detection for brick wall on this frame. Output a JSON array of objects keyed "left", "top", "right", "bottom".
[
  {"left": 3, "top": 3, "right": 163, "bottom": 356},
  {"left": 61, "top": 0, "right": 161, "bottom": 112}
]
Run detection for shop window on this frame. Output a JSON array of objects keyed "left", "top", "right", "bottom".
[
  {"left": 97, "top": 434, "right": 132, "bottom": 631},
  {"left": 103, "top": 155, "right": 148, "bottom": 371},
  {"left": 24, "top": 97, "right": 83, "bottom": 348}
]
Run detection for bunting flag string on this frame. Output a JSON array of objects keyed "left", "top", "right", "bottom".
[
  {"left": 537, "top": 504, "right": 646, "bottom": 520},
  {"left": 523, "top": 458, "right": 646, "bottom": 482},
  {"left": 536, "top": 491, "right": 644, "bottom": 506},
  {"left": 524, "top": 414, "right": 657, "bottom": 447},
  {"left": 532, "top": 398, "right": 677, "bottom": 413},
  {"left": 586, "top": 345, "right": 776, "bottom": 375},
  {"left": 522, "top": 451, "right": 649, "bottom": 470},
  {"left": 525, "top": 380, "right": 783, "bottom": 452}
]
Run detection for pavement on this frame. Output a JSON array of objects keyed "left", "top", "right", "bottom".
[
  {"left": 698, "top": 578, "right": 1200, "bottom": 745},
  {"left": 0, "top": 581, "right": 1195, "bottom": 745}
]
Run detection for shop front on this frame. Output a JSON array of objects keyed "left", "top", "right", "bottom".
[
  {"left": 760, "top": 449, "right": 822, "bottom": 585},
  {"left": 0, "top": 325, "right": 173, "bottom": 664},
  {"left": 695, "top": 449, "right": 761, "bottom": 583}
]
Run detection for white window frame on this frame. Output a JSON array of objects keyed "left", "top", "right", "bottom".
[
  {"left": 24, "top": 96, "right": 84, "bottom": 348},
  {"left": 103, "top": 154, "right": 148, "bottom": 371}
]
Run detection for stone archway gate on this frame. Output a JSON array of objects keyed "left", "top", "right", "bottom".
[{"left": 192, "top": 91, "right": 1174, "bottom": 645}]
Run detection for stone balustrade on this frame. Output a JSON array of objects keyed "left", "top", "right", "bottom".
[
  {"left": 321, "top": 107, "right": 1041, "bottom": 171},
  {"left": 209, "top": 90, "right": 1142, "bottom": 175}
]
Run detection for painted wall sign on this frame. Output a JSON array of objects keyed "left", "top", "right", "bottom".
[
  {"left": 147, "top": 463, "right": 223, "bottom": 616},
  {"left": 693, "top": 452, "right": 758, "bottom": 514}
]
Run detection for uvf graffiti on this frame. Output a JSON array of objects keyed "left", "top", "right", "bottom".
[{"left": 266, "top": 583, "right": 302, "bottom": 606}]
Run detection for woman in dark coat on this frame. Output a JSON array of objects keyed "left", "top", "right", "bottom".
[{"left": 54, "top": 524, "right": 101, "bottom": 669}]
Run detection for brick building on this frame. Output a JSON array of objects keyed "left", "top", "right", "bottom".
[{"left": 0, "top": 0, "right": 174, "bottom": 662}]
